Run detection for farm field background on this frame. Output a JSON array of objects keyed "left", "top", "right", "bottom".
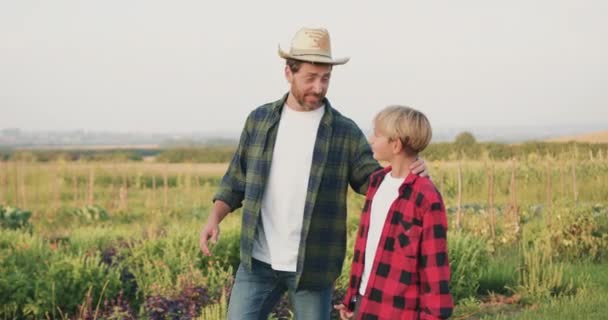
[{"left": 1, "top": 149, "right": 608, "bottom": 319}]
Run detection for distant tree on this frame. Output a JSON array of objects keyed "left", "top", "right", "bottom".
[
  {"left": 454, "top": 131, "right": 477, "bottom": 147},
  {"left": 453, "top": 131, "right": 478, "bottom": 159}
]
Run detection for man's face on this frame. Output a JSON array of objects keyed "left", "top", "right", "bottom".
[{"left": 286, "top": 62, "right": 332, "bottom": 111}]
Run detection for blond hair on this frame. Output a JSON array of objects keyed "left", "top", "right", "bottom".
[{"left": 373, "top": 105, "right": 432, "bottom": 154}]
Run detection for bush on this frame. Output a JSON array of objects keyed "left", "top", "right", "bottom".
[
  {"left": 448, "top": 231, "right": 489, "bottom": 301},
  {"left": 0, "top": 231, "right": 123, "bottom": 319},
  {"left": 516, "top": 233, "right": 575, "bottom": 302},
  {"left": 57, "top": 205, "right": 111, "bottom": 226},
  {"left": 124, "top": 225, "right": 236, "bottom": 300},
  {"left": 549, "top": 203, "right": 608, "bottom": 262},
  {"left": 0, "top": 205, "right": 32, "bottom": 231}
]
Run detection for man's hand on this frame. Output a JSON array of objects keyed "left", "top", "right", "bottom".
[
  {"left": 410, "top": 157, "right": 429, "bottom": 177},
  {"left": 333, "top": 304, "right": 354, "bottom": 320},
  {"left": 199, "top": 222, "right": 220, "bottom": 256},
  {"left": 199, "top": 200, "right": 231, "bottom": 256}
]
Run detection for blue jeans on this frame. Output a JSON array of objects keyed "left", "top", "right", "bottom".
[{"left": 227, "top": 259, "right": 333, "bottom": 320}]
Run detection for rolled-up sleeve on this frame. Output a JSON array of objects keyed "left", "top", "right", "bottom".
[{"left": 212, "top": 114, "right": 251, "bottom": 211}]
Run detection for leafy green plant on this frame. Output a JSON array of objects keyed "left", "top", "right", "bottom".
[
  {"left": 199, "top": 290, "right": 228, "bottom": 320},
  {"left": 448, "top": 231, "right": 490, "bottom": 301},
  {"left": 549, "top": 203, "right": 608, "bottom": 262},
  {"left": 0, "top": 233, "right": 123, "bottom": 319},
  {"left": 73, "top": 205, "right": 111, "bottom": 222},
  {"left": 477, "top": 249, "right": 518, "bottom": 295},
  {"left": 125, "top": 224, "right": 235, "bottom": 300},
  {"left": 0, "top": 205, "right": 32, "bottom": 231},
  {"left": 515, "top": 232, "right": 575, "bottom": 302}
]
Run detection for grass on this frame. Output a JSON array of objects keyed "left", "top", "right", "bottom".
[
  {"left": 451, "top": 255, "right": 608, "bottom": 320},
  {"left": 477, "top": 247, "right": 519, "bottom": 296},
  {"left": 476, "top": 262, "right": 608, "bottom": 320}
]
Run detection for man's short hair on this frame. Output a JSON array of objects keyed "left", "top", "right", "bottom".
[
  {"left": 285, "top": 58, "right": 332, "bottom": 74},
  {"left": 374, "top": 106, "right": 432, "bottom": 154}
]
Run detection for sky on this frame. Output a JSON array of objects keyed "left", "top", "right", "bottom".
[{"left": 1, "top": 0, "right": 607, "bottom": 135}]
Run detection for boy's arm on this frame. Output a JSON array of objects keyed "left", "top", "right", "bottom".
[
  {"left": 342, "top": 188, "right": 377, "bottom": 311},
  {"left": 341, "top": 212, "right": 367, "bottom": 311},
  {"left": 341, "top": 291, "right": 358, "bottom": 314},
  {"left": 419, "top": 193, "right": 454, "bottom": 320}
]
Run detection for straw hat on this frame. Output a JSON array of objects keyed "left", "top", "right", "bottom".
[{"left": 278, "top": 27, "right": 349, "bottom": 65}]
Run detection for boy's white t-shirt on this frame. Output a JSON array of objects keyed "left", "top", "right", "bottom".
[
  {"left": 359, "top": 172, "right": 404, "bottom": 295},
  {"left": 251, "top": 104, "right": 325, "bottom": 272}
]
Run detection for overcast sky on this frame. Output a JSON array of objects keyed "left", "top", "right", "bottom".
[{"left": 1, "top": 0, "right": 607, "bottom": 134}]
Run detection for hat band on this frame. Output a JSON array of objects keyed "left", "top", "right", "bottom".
[{"left": 289, "top": 48, "right": 332, "bottom": 59}]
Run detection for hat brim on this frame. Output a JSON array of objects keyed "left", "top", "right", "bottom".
[{"left": 278, "top": 47, "right": 349, "bottom": 65}]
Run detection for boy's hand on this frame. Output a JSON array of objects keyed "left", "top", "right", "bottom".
[
  {"left": 333, "top": 304, "right": 354, "bottom": 320},
  {"left": 410, "top": 157, "right": 429, "bottom": 177}
]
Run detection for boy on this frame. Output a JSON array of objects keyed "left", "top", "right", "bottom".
[{"left": 335, "top": 106, "right": 453, "bottom": 319}]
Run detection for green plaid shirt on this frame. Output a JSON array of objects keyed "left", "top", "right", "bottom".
[{"left": 213, "top": 94, "right": 380, "bottom": 289}]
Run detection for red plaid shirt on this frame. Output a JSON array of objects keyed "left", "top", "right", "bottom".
[{"left": 343, "top": 167, "right": 453, "bottom": 320}]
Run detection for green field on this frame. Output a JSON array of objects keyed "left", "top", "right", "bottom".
[{"left": 1, "top": 157, "right": 607, "bottom": 319}]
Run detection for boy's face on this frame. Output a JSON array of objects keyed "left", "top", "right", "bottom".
[{"left": 369, "top": 128, "right": 398, "bottom": 162}]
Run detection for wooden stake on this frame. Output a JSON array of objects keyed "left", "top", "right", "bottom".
[
  {"left": 572, "top": 161, "right": 578, "bottom": 203},
  {"left": 18, "top": 162, "right": 27, "bottom": 208},
  {"left": 52, "top": 162, "right": 61, "bottom": 213},
  {"left": 508, "top": 159, "right": 519, "bottom": 232},
  {"left": 546, "top": 162, "right": 553, "bottom": 227},
  {"left": 0, "top": 159, "right": 4, "bottom": 204},
  {"left": 72, "top": 173, "right": 79, "bottom": 206},
  {"left": 560, "top": 165, "right": 565, "bottom": 198},
  {"left": 163, "top": 165, "right": 169, "bottom": 212},
  {"left": 456, "top": 162, "right": 463, "bottom": 230},
  {"left": 487, "top": 164, "right": 496, "bottom": 240},
  {"left": 119, "top": 171, "right": 128, "bottom": 211},
  {"left": 87, "top": 166, "right": 95, "bottom": 206}
]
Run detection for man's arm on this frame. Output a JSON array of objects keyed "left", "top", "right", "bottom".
[
  {"left": 212, "top": 114, "right": 251, "bottom": 211},
  {"left": 348, "top": 126, "right": 381, "bottom": 195},
  {"left": 200, "top": 113, "right": 252, "bottom": 256}
]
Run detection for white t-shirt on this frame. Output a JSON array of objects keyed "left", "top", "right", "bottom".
[
  {"left": 359, "top": 172, "right": 404, "bottom": 295},
  {"left": 251, "top": 104, "right": 325, "bottom": 271}
]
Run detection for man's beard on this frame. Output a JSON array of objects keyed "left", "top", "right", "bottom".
[{"left": 296, "top": 93, "right": 324, "bottom": 110}]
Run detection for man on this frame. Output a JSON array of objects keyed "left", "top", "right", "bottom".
[{"left": 199, "top": 27, "right": 427, "bottom": 320}]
